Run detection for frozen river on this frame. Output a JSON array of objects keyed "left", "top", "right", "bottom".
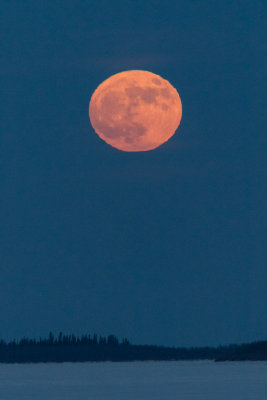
[{"left": 0, "top": 361, "right": 266, "bottom": 399}]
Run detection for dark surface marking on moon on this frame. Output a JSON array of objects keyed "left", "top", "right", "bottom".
[
  {"left": 161, "top": 103, "right": 169, "bottom": 110},
  {"left": 152, "top": 78, "right": 161, "bottom": 85},
  {"left": 125, "top": 86, "right": 160, "bottom": 105},
  {"left": 91, "top": 113, "right": 147, "bottom": 142},
  {"left": 141, "top": 88, "right": 159, "bottom": 104},
  {"left": 160, "top": 88, "right": 171, "bottom": 98},
  {"left": 100, "top": 91, "right": 126, "bottom": 116},
  {"left": 125, "top": 104, "right": 138, "bottom": 118}
]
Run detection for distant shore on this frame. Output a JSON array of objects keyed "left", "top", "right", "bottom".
[{"left": 0, "top": 333, "right": 266, "bottom": 363}]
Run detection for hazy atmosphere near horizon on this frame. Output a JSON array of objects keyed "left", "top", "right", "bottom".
[{"left": 1, "top": 0, "right": 266, "bottom": 347}]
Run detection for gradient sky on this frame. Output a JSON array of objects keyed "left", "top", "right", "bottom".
[{"left": 1, "top": 0, "right": 266, "bottom": 346}]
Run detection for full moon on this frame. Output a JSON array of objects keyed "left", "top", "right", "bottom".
[{"left": 89, "top": 70, "right": 182, "bottom": 152}]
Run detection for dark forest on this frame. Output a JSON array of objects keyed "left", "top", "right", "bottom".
[{"left": 0, "top": 333, "right": 266, "bottom": 363}]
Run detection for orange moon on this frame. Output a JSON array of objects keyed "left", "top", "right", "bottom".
[{"left": 89, "top": 70, "right": 182, "bottom": 152}]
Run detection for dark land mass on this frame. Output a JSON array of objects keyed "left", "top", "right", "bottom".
[{"left": 0, "top": 333, "right": 266, "bottom": 363}]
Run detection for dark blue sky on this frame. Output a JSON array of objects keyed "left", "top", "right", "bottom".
[{"left": 1, "top": 1, "right": 266, "bottom": 346}]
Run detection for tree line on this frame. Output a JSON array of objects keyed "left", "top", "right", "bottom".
[
  {"left": 0, "top": 332, "right": 266, "bottom": 363},
  {"left": 0, "top": 332, "right": 128, "bottom": 347}
]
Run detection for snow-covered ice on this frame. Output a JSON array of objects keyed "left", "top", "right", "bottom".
[{"left": 0, "top": 360, "right": 266, "bottom": 399}]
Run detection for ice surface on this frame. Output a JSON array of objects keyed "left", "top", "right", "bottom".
[{"left": 0, "top": 361, "right": 266, "bottom": 400}]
